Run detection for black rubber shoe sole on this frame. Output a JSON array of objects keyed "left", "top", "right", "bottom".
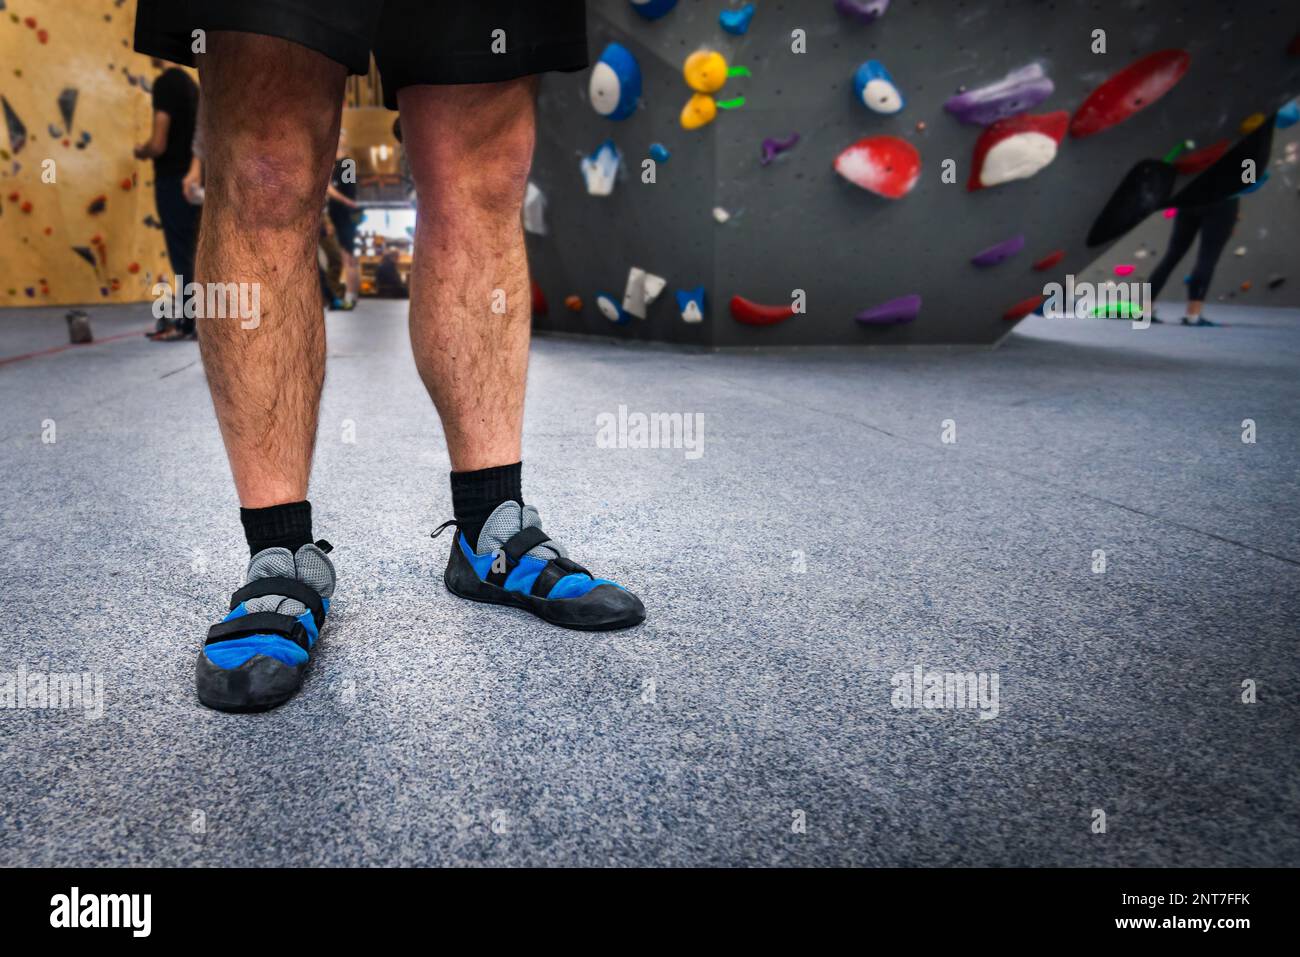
[
  {"left": 195, "top": 653, "right": 309, "bottom": 713},
  {"left": 444, "top": 540, "right": 646, "bottom": 631}
]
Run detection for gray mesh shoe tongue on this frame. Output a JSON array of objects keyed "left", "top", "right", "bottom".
[
  {"left": 475, "top": 501, "right": 566, "bottom": 560},
  {"left": 242, "top": 543, "right": 336, "bottom": 618}
]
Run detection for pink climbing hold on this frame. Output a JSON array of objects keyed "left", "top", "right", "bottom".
[
  {"left": 1162, "top": 208, "right": 1177, "bottom": 219},
  {"left": 1113, "top": 264, "right": 1136, "bottom": 277},
  {"left": 833, "top": 136, "right": 921, "bottom": 199}
]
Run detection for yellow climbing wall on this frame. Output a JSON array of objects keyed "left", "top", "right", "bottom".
[{"left": 0, "top": 0, "right": 181, "bottom": 308}]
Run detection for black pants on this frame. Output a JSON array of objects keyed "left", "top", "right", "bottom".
[
  {"left": 1147, "top": 198, "right": 1238, "bottom": 303},
  {"left": 154, "top": 174, "right": 200, "bottom": 331}
]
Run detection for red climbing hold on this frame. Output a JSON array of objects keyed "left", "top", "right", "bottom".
[
  {"left": 1032, "top": 250, "right": 1065, "bottom": 271},
  {"left": 127, "top": 262, "right": 140, "bottom": 274},
  {"left": 1174, "top": 140, "right": 1229, "bottom": 176},
  {"left": 1069, "top": 50, "right": 1191, "bottom": 139},
  {"left": 1003, "top": 295, "right": 1046, "bottom": 321},
  {"left": 967, "top": 111, "right": 1069, "bottom": 191},
  {"left": 833, "top": 135, "right": 921, "bottom": 199},
  {"left": 531, "top": 281, "right": 548, "bottom": 316},
  {"left": 730, "top": 295, "right": 795, "bottom": 326}
]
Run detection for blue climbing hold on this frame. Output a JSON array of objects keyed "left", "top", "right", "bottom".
[
  {"left": 853, "top": 60, "right": 904, "bottom": 114},
  {"left": 589, "top": 43, "right": 642, "bottom": 121},
  {"left": 596, "top": 292, "right": 631, "bottom": 325},
  {"left": 649, "top": 143, "right": 671, "bottom": 163},
  {"left": 675, "top": 287, "right": 706, "bottom": 323},
  {"left": 1276, "top": 100, "right": 1299, "bottom": 129},
  {"left": 1232, "top": 169, "right": 1270, "bottom": 197},
  {"left": 630, "top": 0, "right": 678, "bottom": 20},
  {"left": 719, "top": 4, "right": 756, "bottom": 35}
]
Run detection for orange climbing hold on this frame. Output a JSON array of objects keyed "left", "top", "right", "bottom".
[{"left": 564, "top": 295, "right": 583, "bottom": 312}]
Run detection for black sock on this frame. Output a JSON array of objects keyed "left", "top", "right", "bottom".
[
  {"left": 451, "top": 462, "right": 523, "bottom": 549},
  {"left": 240, "top": 500, "right": 313, "bottom": 556}
]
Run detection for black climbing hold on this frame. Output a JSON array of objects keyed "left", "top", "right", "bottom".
[{"left": 1086, "top": 159, "right": 1178, "bottom": 247}]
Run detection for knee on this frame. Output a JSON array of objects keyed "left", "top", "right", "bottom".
[
  {"left": 215, "top": 138, "right": 332, "bottom": 230},
  {"left": 407, "top": 92, "right": 536, "bottom": 217}
]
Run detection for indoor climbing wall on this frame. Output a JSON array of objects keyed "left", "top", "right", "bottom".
[
  {"left": 527, "top": 1, "right": 1300, "bottom": 347},
  {"left": 0, "top": 0, "right": 176, "bottom": 309},
  {"left": 1079, "top": 104, "right": 1300, "bottom": 310}
]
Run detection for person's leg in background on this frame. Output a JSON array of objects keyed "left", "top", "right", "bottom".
[
  {"left": 1181, "top": 197, "right": 1240, "bottom": 326},
  {"left": 152, "top": 173, "right": 200, "bottom": 337},
  {"left": 320, "top": 220, "right": 346, "bottom": 307},
  {"left": 1145, "top": 206, "right": 1203, "bottom": 323}
]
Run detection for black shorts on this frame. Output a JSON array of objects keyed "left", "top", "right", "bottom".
[{"left": 135, "top": 0, "right": 588, "bottom": 110}]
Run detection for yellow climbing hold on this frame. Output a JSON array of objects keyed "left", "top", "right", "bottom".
[
  {"left": 684, "top": 50, "right": 730, "bottom": 93},
  {"left": 680, "top": 93, "right": 718, "bottom": 130},
  {"left": 1239, "top": 112, "right": 1266, "bottom": 134}
]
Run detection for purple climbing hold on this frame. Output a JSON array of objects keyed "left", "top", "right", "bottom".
[
  {"left": 835, "top": 0, "right": 889, "bottom": 23},
  {"left": 971, "top": 235, "right": 1026, "bottom": 267},
  {"left": 943, "top": 63, "right": 1054, "bottom": 127},
  {"left": 760, "top": 133, "right": 800, "bottom": 166},
  {"left": 855, "top": 293, "right": 921, "bottom": 325}
]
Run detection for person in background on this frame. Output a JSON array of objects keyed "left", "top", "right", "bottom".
[
  {"left": 326, "top": 129, "right": 361, "bottom": 309},
  {"left": 319, "top": 216, "right": 347, "bottom": 309},
  {"left": 182, "top": 120, "right": 205, "bottom": 205},
  {"left": 134, "top": 58, "right": 200, "bottom": 340},
  {"left": 374, "top": 247, "right": 409, "bottom": 299},
  {"left": 1146, "top": 196, "right": 1241, "bottom": 327}
]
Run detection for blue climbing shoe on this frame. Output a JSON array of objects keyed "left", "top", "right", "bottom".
[
  {"left": 195, "top": 541, "right": 336, "bottom": 712},
  {"left": 435, "top": 501, "right": 645, "bottom": 631},
  {"left": 1181, "top": 316, "right": 1218, "bottom": 327}
]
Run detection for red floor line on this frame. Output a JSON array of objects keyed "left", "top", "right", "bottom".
[{"left": 0, "top": 328, "right": 151, "bottom": 368}]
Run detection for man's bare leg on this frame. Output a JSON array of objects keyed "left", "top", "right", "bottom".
[
  {"left": 197, "top": 33, "right": 346, "bottom": 507},
  {"left": 399, "top": 79, "right": 536, "bottom": 474},
  {"left": 399, "top": 80, "right": 645, "bottom": 631}
]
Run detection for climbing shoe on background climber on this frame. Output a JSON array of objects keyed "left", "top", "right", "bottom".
[
  {"left": 195, "top": 542, "right": 336, "bottom": 712},
  {"left": 1181, "top": 316, "right": 1218, "bottom": 327},
  {"left": 434, "top": 501, "right": 645, "bottom": 631}
]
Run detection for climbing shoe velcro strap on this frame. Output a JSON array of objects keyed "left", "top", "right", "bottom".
[
  {"left": 530, "top": 556, "right": 593, "bottom": 598},
  {"left": 503, "top": 526, "right": 551, "bottom": 563},
  {"left": 229, "top": 577, "right": 325, "bottom": 629},
  {"left": 205, "top": 612, "right": 311, "bottom": 652}
]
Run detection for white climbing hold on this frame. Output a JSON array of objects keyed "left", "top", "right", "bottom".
[
  {"left": 713, "top": 206, "right": 731, "bottom": 223},
  {"left": 523, "top": 182, "right": 547, "bottom": 235},
  {"left": 622, "top": 267, "right": 667, "bottom": 319},
  {"left": 581, "top": 140, "right": 622, "bottom": 197}
]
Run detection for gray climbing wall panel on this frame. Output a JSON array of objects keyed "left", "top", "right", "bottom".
[
  {"left": 1080, "top": 111, "right": 1300, "bottom": 309},
  {"left": 527, "top": 1, "right": 1300, "bottom": 347}
]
